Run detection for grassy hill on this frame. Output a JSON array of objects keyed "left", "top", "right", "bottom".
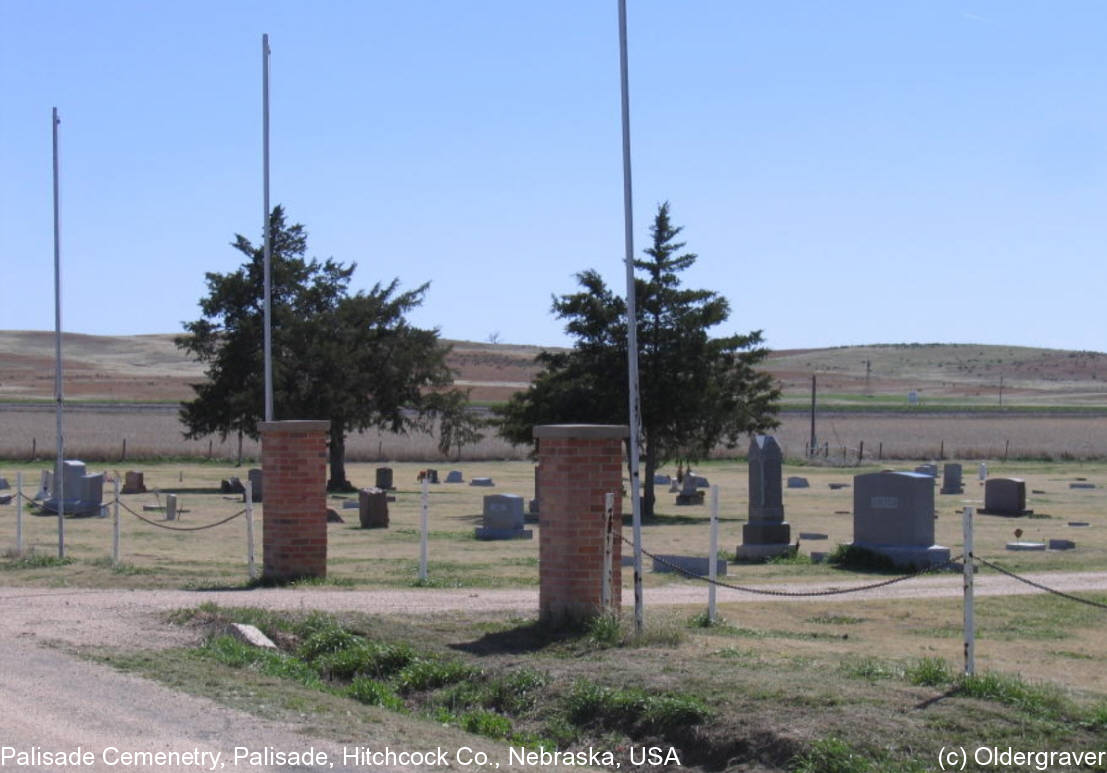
[{"left": 1, "top": 331, "right": 1105, "bottom": 408}]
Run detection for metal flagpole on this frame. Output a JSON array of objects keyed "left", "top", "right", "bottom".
[
  {"left": 262, "top": 33, "right": 274, "bottom": 422},
  {"left": 617, "top": 0, "right": 644, "bottom": 634},
  {"left": 52, "top": 107, "right": 66, "bottom": 558}
]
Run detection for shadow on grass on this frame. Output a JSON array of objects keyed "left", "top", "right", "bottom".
[
  {"left": 158, "top": 487, "right": 226, "bottom": 495},
  {"left": 624, "top": 512, "right": 744, "bottom": 527},
  {"left": 450, "top": 619, "right": 587, "bottom": 656}
]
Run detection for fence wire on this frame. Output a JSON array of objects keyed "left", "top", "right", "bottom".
[
  {"left": 974, "top": 556, "right": 1107, "bottom": 611},
  {"left": 624, "top": 534, "right": 962, "bottom": 597},
  {"left": 116, "top": 498, "right": 246, "bottom": 532}
]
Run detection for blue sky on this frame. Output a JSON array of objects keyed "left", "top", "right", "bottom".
[{"left": 3, "top": 1, "right": 1106, "bottom": 352}]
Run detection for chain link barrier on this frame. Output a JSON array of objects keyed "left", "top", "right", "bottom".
[
  {"left": 116, "top": 498, "right": 246, "bottom": 532},
  {"left": 624, "top": 534, "right": 962, "bottom": 597},
  {"left": 14, "top": 489, "right": 245, "bottom": 532},
  {"left": 974, "top": 556, "right": 1107, "bottom": 611}
]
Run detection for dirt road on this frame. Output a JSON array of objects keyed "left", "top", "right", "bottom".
[{"left": 2, "top": 572, "right": 1106, "bottom": 772}]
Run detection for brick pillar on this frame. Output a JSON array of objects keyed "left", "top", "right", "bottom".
[
  {"left": 534, "top": 424, "right": 627, "bottom": 626},
  {"left": 260, "top": 420, "right": 329, "bottom": 582}
]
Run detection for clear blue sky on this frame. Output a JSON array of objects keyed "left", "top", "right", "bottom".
[{"left": 3, "top": 1, "right": 1106, "bottom": 352}]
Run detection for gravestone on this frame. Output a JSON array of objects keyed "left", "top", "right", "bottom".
[
  {"left": 1006, "top": 541, "right": 1045, "bottom": 551},
  {"left": 914, "top": 464, "right": 938, "bottom": 478},
  {"left": 247, "top": 468, "right": 263, "bottom": 502},
  {"left": 786, "top": 476, "right": 809, "bottom": 489},
  {"left": 981, "top": 478, "right": 1032, "bottom": 516},
  {"left": 0, "top": 477, "right": 8, "bottom": 490},
  {"left": 940, "top": 463, "right": 963, "bottom": 495},
  {"left": 445, "top": 470, "right": 464, "bottom": 483},
  {"left": 221, "top": 477, "right": 245, "bottom": 494},
  {"left": 978, "top": 462, "right": 988, "bottom": 481},
  {"left": 675, "top": 475, "right": 704, "bottom": 505},
  {"left": 122, "top": 471, "right": 147, "bottom": 494},
  {"left": 1069, "top": 482, "right": 1096, "bottom": 489},
  {"left": 80, "top": 473, "right": 104, "bottom": 516},
  {"left": 851, "top": 471, "right": 949, "bottom": 568},
  {"left": 165, "top": 494, "right": 178, "bottom": 521},
  {"left": 690, "top": 474, "right": 709, "bottom": 488},
  {"left": 470, "top": 477, "right": 494, "bottom": 487},
  {"left": 738, "top": 435, "right": 791, "bottom": 560},
  {"left": 1048, "top": 539, "right": 1076, "bottom": 550},
  {"left": 375, "top": 467, "right": 394, "bottom": 491},
  {"left": 34, "top": 470, "right": 52, "bottom": 500},
  {"left": 43, "top": 461, "right": 104, "bottom": 515},
  {"left": 358, "top": 487, "right": 389, "bottom": 528},
  {"left": 653, "top": 473, "right": 671, "bottom": 485},
  {"left": 475, "top": 494, "right": 532, "bottom": 540}
]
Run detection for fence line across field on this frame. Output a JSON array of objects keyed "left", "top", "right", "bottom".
[{"left": 8, "top": 475, "right": 257, "bottom": 580}]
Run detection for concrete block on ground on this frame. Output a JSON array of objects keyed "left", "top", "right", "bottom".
[
  {"left": 225, "top": 623, "right": 276, "bottom": 650},
  {"left": 651, "top": 554, "right": 727, "bottom": 576}
]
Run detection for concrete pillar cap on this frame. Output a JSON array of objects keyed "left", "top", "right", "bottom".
[
  {"left": 533, "top": 424, "right": 629, "bottom": 439},
  {"left": 259, "top": 420, "right": 330, "bottom": 433}
]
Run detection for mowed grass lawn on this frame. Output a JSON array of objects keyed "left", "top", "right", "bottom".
[
  {"left": 4, "top": 458, "right": 1107, "bottom": 771},
  {"left": 2, "top": 457, "right": 1104, "bottom": 586}
]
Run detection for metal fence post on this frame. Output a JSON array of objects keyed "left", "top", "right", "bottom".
[
  {"left": 602, "top": 493, "right": 615, "bottom": 613},
  {"left": 112, "top": 476, "right": 120, "bottom": 565},
  {"left": 245, "top": 480, "right": 256, "bottom": 580},
  {"left": 16, "top": 472, "right": 23, "bottom": 554},
  {"left": 708, "top": 485, "right": 719, "bottom": 623},
  {"left": 963, "top": 506, "right": 975, "bottom": 676},
  {"left": 419, "top": 477, "right": 429, "bottom": 582}
]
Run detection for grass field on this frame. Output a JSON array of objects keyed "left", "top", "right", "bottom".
[{"left": 5, "top": 458, "right": 1106, "bottom": 771}]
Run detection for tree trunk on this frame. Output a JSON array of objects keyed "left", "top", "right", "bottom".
[{"left": 327, "top": 428, "right": 353, "bottom": 492}]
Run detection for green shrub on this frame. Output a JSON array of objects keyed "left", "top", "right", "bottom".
[
  {"left": 564, "top": 680, "right": 710, "bottom": 736},
  {"left": 905, "top": 657, "right": 952, "bottom": 687},
  {"left": 587, "top": 613, "right": 622, "bottom": 646},
  {"left": 347, "top": 677, "right": 405, "bottom": 711},
  {"left": 314, "top": 641, "right": 417, "bottom": 681},
  {"left": 297, "top": 626, "right": 361, "bottom": 662},
  {"left": 827, "top": 545, "right": 898, "bottom": 572},
  {"left": 396, "top": 658, "right": 480, "bottom": 693},
  {"left": 955, "top": 672, "right": 1069, "bottom": 719},
  {"left": 484, "top": 669, "right": 548, "bottom": 714},
  {"left": 460, "top": 709, "right": 513, "bottom": 739}
]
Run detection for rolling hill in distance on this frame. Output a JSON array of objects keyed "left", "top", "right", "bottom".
[{"left": 0, "top": 330, "right": 1105, "bottom": 410}]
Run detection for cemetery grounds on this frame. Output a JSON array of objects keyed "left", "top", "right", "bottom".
[{"left": 1, "top": 458, "right": 1106, "bottom": 772}]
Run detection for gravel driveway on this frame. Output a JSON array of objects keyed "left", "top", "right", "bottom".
[{"left": 2, "top": 572, "right": 1105, "bottom": 772}]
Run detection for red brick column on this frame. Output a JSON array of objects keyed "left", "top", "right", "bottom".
[
  {"left": 534, "top": 424, "right": 627, "bottom": 625},
  {"left": 260, "top": 420, "right": 329, "bottom": 582}
]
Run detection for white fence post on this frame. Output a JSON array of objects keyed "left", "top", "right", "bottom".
[
  {"left": 16, "top": 472, "right": 23, "bottom": 554},
  {"left": 245, "top": 480, "right": 256, "bottom": 580},
  {"left": 112, "top": 476, "right": 120, "bottom": 565},
  {"left": 419, "top": 477, "right": 429, "bottom": 582},
  {"left": 709, "top": 485, "right": 719, "bottom": 623},
  {"left": 963, "top": 505, "right": 975, "bottom": 676},
  {"left": 602, "top": 492, "right": 615, "bottom": 613}
]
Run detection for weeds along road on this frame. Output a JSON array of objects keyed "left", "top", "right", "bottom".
[{"left": 1, "top": 573, "right": 1106, "bottom": 773}]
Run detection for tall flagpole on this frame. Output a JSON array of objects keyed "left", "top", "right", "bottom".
[
  {"left": 262, "top": 33, "right": 274, "bottom": 421},
  {"left": 51, "top": 107, "right": 66, "bottom": 558},
  {"left": 617, "top": 0, "right": 644, "bottom": 633}
]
